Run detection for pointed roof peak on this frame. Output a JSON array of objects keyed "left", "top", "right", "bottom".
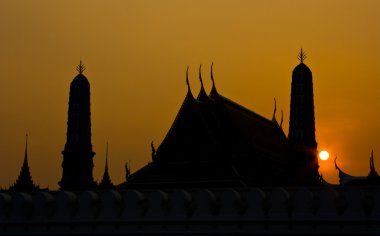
[
  {"left": 368, "top": 149, "right": 379, "bottom": 178},
  {"left": 24, "top": 133, "right": 28, "bottom": 164},
  {"left": 199, "top": 64, "right": 204, "bottom": 88},
  {"left": 211, "top": 62, "right": 215, "bottom": 87},
  {"left": 370, "top": 149, "right": 375, "bottom": 171},
  {"left": 209, "top": 62, "right": 219, "bottom": 98},
  {"left": 105, "top": 141, "right": 109, "bottom": 171},
  {"left": 272, "top": 97, "right": 277, "bottom": 123},
  {"left": 186, "top": 66, "right": 195, "bottom": 99},
  {"left": 197, "top": 64, "right": 211, "bottom": 102},
  {"left": 99, "top": 141, "right": 115, "bottom": 190},
  {"left": 9, "top": 134, "right": 39, "bottom": 192}
]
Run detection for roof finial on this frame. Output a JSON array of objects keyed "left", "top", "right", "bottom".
[
  {"left": 199, "top": 64, "right": 204, "bottom": 88},
  {"left": 105, "top": 141, "right": 109, "bottom": 170},
  {"left": 151, "top": 141, "right": 157, "bottom": 161},
  {"left": 370, "top": 149, "right": 374, "bottom": 171},
  {"left": 297, "top": 48, "right": 307, "bottom": 63},
  {"left": 211, "top": 62, "right": 215, "bottom": 87},
  {"left": 25, "top": 133, "right": 28, "bottom": 162},
  {"left": 76, "top": 60, "right": 86, "bottom": 74},
  {"left": 334, "top": 156, "right": 339, "bottom": 170},
  {"left": 280, "top": 109, "right": 284, "bottom": 128},
  {"left": 272, "top": 97, "right": 277, "bottom": 122},
  {"left": 186, "top": 66, "right": 190, "bottom": 90}
]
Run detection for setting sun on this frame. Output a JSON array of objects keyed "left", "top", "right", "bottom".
[{"left": 319, "top": 150, "right": 330, "bottom": 161}]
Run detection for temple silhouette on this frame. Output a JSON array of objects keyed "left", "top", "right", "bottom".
[
  {"left": 124, "top": 52, "right": 321, "bottom": 188},
  {"left": 7, "top": 49, "right": 380, "bottom": 191},
  {"left": 3, "top": 50, "right": 380, "bottom": 235}
]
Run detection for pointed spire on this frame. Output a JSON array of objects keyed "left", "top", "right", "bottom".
[
  {"left": 368, "top": 149, "right": 379, "bottom": 178},
  {"left": 199, "top": 64, "right": 204, "bottom": 88},
  {"left": 98, "top": 142, "right": 115, "bottom": 190},
  {"left": 9, "top": 134, "right": 40, "bottom": 192},
  {"left": 209, "top": 62, "right": 219, "bottom": 98},
  {"left": 272, "top": 97, "right": 277, "bottom": 122},
  {"left": 76, "top": 60, "right": 86, "bottom": 74},
  {"left": 24, "top": 133, "right": 28, "bottom": 166},
  {"left": 197, "top": 64, "right": 210, "bottom": 102},
  {"left": 280, "top": 109, "right": 284, "bottom": 128},
  {"left": 186, "top": 66, "right": 190, "bottom": 90},
  {"left": 334, "top": 156, "right": 341, "bottom": 171},
  {"left": 105, "top": 142, "right": 109, "bottom": 172},
  {"left": 125, "top": 160, "right": 131, "bottom": 181},
  {"left": 211, "top": 62, "right": 215, "bottom": 87},
  {"left": 297, "top": 48, "right": 307, "bottom": 63}
]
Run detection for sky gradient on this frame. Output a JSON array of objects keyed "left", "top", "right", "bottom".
[{"left": 1, "top": 0, "right": 380, "bottom": 189}]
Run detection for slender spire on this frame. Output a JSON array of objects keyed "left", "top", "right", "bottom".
[
  {"left": 125, "top": 160, "right": 131, "bottom": 181},
  {"left": 98, "top": 142, "right": 115, "bottom": 190},
  {"left": 334, "top": 156, "right": 341, "bottom": 171},
  {"left": 280, "top": 109, "right": 284, "bottom": 128},
  {"left": 199, "top": 64, "right": 204, "bottom": 88},
  {"left": 209, "top": 62, "right": 219, "bottom": 97},
  {"left": 186, "top": 66, "right": 190, "bottom": 90},
  {"left": 210, "top": 62, "right": 215, "bottom": 87},
  {"left": 105, "top": 142, "right": 109, "bottom": 172},
  {"left": 9, "top": 134, "right": 40, "bottom": 192},
  {"left": 369, "top": 149, "right": 377, "bottom": 174},
  {"left": 297, "top": 48, "right": 307, "bottom": 63},
  {"left": 76, "top": 60, "right": 86, "bottom": 74},
  {"left": 24, "top": 133, "right": 28, "bottom": 165},
  {"left": 272, "top": 97, "right": 277, "bottom": 122},
  {"left": 197, "top": 64, "right": 210, "bottom": 102}
]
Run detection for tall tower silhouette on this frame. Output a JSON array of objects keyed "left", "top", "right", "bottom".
[
  {"left": 59, "top": 61, "right": 96, "bottom": 190},
  {"left": 288, "top": 49, "right": 320, "bottom": 184}
]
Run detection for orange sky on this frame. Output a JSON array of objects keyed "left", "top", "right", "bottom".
[{"left": 1, "top": 0, "right": 380, "bottom": 189}]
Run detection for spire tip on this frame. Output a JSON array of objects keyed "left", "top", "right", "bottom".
[{"left": 297, "top": 48, "right": 307, "bottom": 63}]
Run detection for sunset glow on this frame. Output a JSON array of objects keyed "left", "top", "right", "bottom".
[
  {"left": 0, "top": 1, "right": 380, "bottom": 188},
  {"left": 319, "top": 151, "right": 330, "bottom": 161}
]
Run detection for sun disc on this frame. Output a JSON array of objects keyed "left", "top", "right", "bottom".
[{"left": 319, "top": 150, "right": 329, "bottom": 161}]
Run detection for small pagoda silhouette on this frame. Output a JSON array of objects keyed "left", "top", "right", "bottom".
[
  {"left": 98, "top": 142, "right": 115, "bottom": 190},
  {"left": 9, "top": 134, "right": 40, "bottom": 192}
]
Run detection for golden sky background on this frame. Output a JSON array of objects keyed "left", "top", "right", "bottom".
[{"left": 1, "top": 0, "right": 380, "bottom": 189}]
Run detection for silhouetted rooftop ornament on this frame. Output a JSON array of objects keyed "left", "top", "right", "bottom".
[
  {"left": 98, "top": 142, "right": 115, "bottom": 190},
  {"left": 151, "top": 141, "right": 157, "bottom": 161},
  {"left": 297, "top": 48, "right": 307, "bottom": 63},
  {"left": 199, "top": 64, "right": 204, "bottom": 88},
  {"left": 186, "top": 66, "right": 190, "bottom": 90},
  {"left": 210, "top": 62, "right": 219, "bottom": 97},
  {"left": 9, "top": 134, "right": 40, "bottom": 192},
  {"left": 272, "top": 97, "right": 277, "bottom": 123},
  {"left": 211, "top": 62, "right": 215, "bottom": 87},
  {"left": 280, "top": 110, "right": 284, "bottom": 128},
  {"left": 197, "top": 64, "right": 210, "bottom": 102},
  {"left": 368, "top": 150, "right": 379, "bottom": 178},
  {"left": 125, "top": 160, "right": 131, "bottom": 181},
  {"left": 76, "top": 60, "right": 86, "bottom": 74}
]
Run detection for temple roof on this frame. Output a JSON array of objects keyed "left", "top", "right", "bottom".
[
  {"left": 127, "top": 70, "right": 291, "bottom": 187},
  {"left": 334, "top": 156, "right": 380, "bottom": 186}
]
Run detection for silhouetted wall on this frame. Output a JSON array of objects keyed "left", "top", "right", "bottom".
[{"left": 0, "top": 186, "right": 379, "bottom": 235}]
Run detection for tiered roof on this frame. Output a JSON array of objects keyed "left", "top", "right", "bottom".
[
  {"left": 9, "top": 135, "right": 40, "bottom": 192},
  {"left": 126, "top": 65, "right": 291, "bottom": 188}
]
